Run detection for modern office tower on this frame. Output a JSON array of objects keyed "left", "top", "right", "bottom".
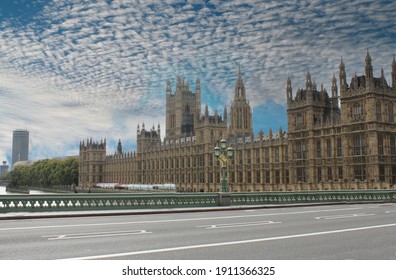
[
  {"left": 0, "top": 161, "right": 9, "bottom": 175},
  {"left": 12, "top": 129, "right": 29, "bottom": 167}
]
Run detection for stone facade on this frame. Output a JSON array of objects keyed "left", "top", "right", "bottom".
[{"left": 79, "top": 52, "right": 396, "bottom": 192}]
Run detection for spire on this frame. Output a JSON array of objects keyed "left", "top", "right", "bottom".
[
  {"left": 234, "top": 64, "right": 246, "bottom": 100},
  {"left": 166, "top": 80, "right": 172, "bottom": 95},
  {"left": 286, "top": 76, "right": 292, "bottom": 101},
  {"left": 392, "top": 55, "right": 396, "bottom": 88},
  {"left": 380, "top": 67, "right": 387, "bottom": 87},
  {"left": 205, "top": 103, "right": 209, "bottom": 117},
  {"left": 332, "top": 73, "right": 338, "bottom": 98},
  {"left": 306, "top": 70, "right": 312, "bottom": 91},
  {"left": 365, "top": 49, "right": 373, "bottom": 80},
  {"left": 339, "top": 56, "right": 347, "bottom": 91},
  {"left": 117, "top": 139, "right": 122, "bottom": 154},
  {"left": 196, "top": 77, "right": 200, "bottom": 95}
]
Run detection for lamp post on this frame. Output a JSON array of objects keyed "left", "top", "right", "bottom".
[{"left": 214, "top": 139, "right": 234, "bottom": 192}]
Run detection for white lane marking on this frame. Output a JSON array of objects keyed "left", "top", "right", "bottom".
[
  {"left": 197, "top": 221, "right": 281, "bottom": 229},
  {"left": 42, "top": 230, "right": 150, "bottom": 241},
  {"left": 63, "top": 222, "right": 396, "bottom": 260},
  {"left": 315, "top": 213, "right": 375, "bottom": 220},
  {"left": 0, "top": 207, "right": 363, "bottom": 232},
  {"left": 385, "top": 210, "right": 396, "bottom": 214}
]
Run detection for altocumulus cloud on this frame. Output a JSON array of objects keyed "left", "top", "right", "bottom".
[{"left": 0, "top": 0, "right": 395, "bottom": 164}]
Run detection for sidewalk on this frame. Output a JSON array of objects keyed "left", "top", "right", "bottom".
[{"left": 0, "top": 201, "right": 371, "bottom": 220}]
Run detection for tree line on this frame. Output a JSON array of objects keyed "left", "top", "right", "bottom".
[{"left": 1, "top": 158, "right": 79, "bottom": 189}]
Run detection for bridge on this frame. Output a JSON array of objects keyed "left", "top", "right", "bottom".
[{"left": 1, "top": 190, "right": 395, "bottom": 213}]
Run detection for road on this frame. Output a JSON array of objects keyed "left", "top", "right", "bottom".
[{"left": 1, "top": 203, "right": 396, "bottom": 260}]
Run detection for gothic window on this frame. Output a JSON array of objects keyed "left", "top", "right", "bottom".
[
  {"left": 388, "top": 103, "right": 394, "bottom": 123},
  {"left": 275, "top": 171, "right": 280, "bottom": 184},
  {"left": 354, "top": 165, "right": 366, "bottom": 181},
  {"left": 376, "top": 102, "right": 382, "bottom": 121},
  {"left": 238, "top": 150, "right": 243, "bottom": 164},
  {"left": 353, "top": 133, "right": 365, "bottom": 156},
  {"left": 317, "top": 167, "right": 322, "bottom": 182},
  {"left": 296, "top": 141, "right": 306, "bottom": 159},
  {"left": 379, "top": 165, "right": 385, "bottom": 182},
  {"left": 392, "top": 165, "right": 396, "bottom": 184},
  {"left": 338, "top": 166, "right": 343, "bottom": 180},
  {"left": 265, "top": 170, "right": 270, "bottom": 184},
  {"left": 316, "top": 140, "right": 322, "bottom": 158},
  {"left": 296, "top": 114, "right": 304, "bottom": 129},
  {"left": 337, "top": 138, "right": 342, "bottom": 157},
  {"left": 265, "top": 148, "right": 270, "bottom": 163},
  {"left": 353, "top": 103, "right": 362, "bottom": 119},
  {"left": 275, "top": 147, "right": 279, "bottom": 163},
  {"left": 297, "top": 167, "right": 306, "bottom": 182},
  {"left": 247, "top": 171, "right": 252, "bottom": 183},
  {"left": 255, "top": 149, "right": 260, "bottom": 164},
  {"left": 378, "top": 135, "right": 384, "bottom": 155},
  {"left": 326, "top": 139, "right": 332, "bottom": 158},
  {"left": 391, "top": 135, "right": 396, "bottom": 155},
  {"left": 256, "top": 171, "right": 261, "bottom": 184},
  {"left": 327, "top": 167, "right": 332, "bottom": 181}
]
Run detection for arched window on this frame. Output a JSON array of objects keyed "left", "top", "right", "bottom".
[
  {"left": 296, "top": 114, "right": 304, "bottom": 128},
  {"left": 376, "top": 101, "right": 381, "bottom": 121},
  {"left": 388, "top": 103, "right": 394, "bottom": 123},
  {"left": 353, "top": 103, "right": 362, "bottom": 119}
]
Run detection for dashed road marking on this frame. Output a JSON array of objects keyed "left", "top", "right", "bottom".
[
  {"left": 42, "top": 229, "right": 151, "bottom": 241},
  {"left": 197, "top": 221, "right": 281, "bottom": 229},
  {"left": 315, "top": 213, "right": 374, "bottom": 220}
]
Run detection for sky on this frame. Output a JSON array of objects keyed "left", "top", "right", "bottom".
[{"left": 0, "top": 0, "right": 395, "bottom": 166}]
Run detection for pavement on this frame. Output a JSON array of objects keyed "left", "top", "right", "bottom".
[{"left": 0, "top": 201, "right": 381, "bottom": 220}]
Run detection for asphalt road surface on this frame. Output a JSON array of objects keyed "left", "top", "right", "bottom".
[{"left": 1, "top": 203, "right": 396, "bottom": 260}]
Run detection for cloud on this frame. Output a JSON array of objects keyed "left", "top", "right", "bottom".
[{"left": 0, "top": 0, "right": 395, "bottom": 163}]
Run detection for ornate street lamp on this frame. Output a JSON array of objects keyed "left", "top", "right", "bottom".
[{"left": 214, "top": 138, "right": 234, "bottom": 192}]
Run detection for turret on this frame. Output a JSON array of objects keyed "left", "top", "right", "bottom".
[
  {"left": 392, "top": 55, "right": 396, "bottom": 88},
  {"left": 331, "top": 73, "right": 338, "bottom": 98},
  {"left": 234, "top": 65, "right": 246, "bottom": 100},
  {"left": 306, "top": 70, "right": 313, "bottom": 91},
  {"left": 117, "top": 139, "right": 122, "bottom": 154},
  {"left": 166, "top": 80, "right": 172, "bottom": 95},
  {"left": 286, "top": 76, "right": 292, "bottom": 102},
  {"left": 196, "top": 78, "right": 201, "bottom": 95},
  {"left": 365, "top": 49, "right": 373, "bottom": 79},
  {"left": 339, "top": 57, "right": 347, "bottom": 96}
]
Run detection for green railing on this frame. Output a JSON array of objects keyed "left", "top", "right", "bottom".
[
  {"left": 0, "top": 193, "right": 218, "bottom": 213},
  {"left": 230, "top": 190, "right": 396, "bottom": 205},
  {"left": 1, "top": 190, "right": 395, "bottom": 213}
]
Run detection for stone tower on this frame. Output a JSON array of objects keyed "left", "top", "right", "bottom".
[
  {"left": 137, "top": 123, "right": 161, "bottom": 153},
  {"left": 338, "top": 51, "right": 396, "bottom": 184},
  {"left": 165, "top": 76, "right": 201, "bottom": 140},
  {"left": 196, "top": 104, "right": 228, "bottom": 144},
  {"left": 286, "top": 69, "right": 340, "bottom": 184},
  {"left": 79, "top": 138, "right": 106, "bottom": 188},
  {"left": 229, "top": 65, "right": 253, "bottom": 137}
]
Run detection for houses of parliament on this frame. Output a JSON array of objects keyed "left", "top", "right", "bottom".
[{"left": 79, "top": 51, "right": 396, "bottom": 192}]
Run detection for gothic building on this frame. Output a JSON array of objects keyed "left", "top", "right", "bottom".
[{"left": 79, "top": 52, "right": 396, "bottom": 192}]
